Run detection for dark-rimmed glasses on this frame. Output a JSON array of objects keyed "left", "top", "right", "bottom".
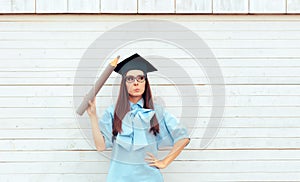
[{"left": 125, "top": 75, "right": 146, "bottom": 83}]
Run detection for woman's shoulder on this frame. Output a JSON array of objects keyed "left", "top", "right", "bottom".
[
  {"left": 101, "top": 103, "right": 115, "bottom": 117},
  {"left": 107, "top": 103, "right": 116, "bottom": 113}
]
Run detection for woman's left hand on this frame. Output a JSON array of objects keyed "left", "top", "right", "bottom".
[{"left": 145, "top": 152, "right": 167, "bottom": 169}]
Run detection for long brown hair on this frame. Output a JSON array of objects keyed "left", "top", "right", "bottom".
[{"left": 113, "top": 75, "right": 160, "bottom": 137}]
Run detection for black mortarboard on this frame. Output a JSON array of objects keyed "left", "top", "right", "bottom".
[{"left": 114, "top": 53, "right": 157, "bottom": 76}]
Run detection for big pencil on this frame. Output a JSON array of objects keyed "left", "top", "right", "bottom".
[{"left": 76, "top": 56, "right": 120, "bottom": 116}]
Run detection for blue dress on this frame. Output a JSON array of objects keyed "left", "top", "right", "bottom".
[{"left": 98, "top": 98, "right": 190, "bottom": 182}]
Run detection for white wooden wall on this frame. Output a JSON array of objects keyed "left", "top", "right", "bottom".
[
  {"left": 1, "top": 0, "right": 300, "bottom": 13},
  {"left": 1, "top": 15, "right": 300, "bottom": 181}
]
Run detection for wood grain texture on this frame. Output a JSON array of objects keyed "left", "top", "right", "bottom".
[
  {"left": 0, "top": 0, "right": 35, "bottom": 13},
  {"left": 101, "top": 0, "right": 137, "bottom": 13},
  {"left": 138, "top": 0, "right": 174, "bottom": 13},
  {"left": 176, "top": 0, "right": 212, "bottom": 13},
  {"left": 250, "top": 0, "right": 286, "bottom": 13},
  {"left": 0, "top": 0, "right": 299, "bottom": 14},
  {"left": 213, "top": 0, "right": 248, "bottom": 13},
  {"left": 36, "top": 0, "right": 68, "bottom": 13},
  {"left": 287, "top": 0, "right": 300, "bottom": 13},
  {"left": 68, "top": 0, "right": 100, "bottom": 13}
]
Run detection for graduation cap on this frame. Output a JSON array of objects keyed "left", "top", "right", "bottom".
[{"left": 114, "top": 53, "right": 157, "bottom": 76}]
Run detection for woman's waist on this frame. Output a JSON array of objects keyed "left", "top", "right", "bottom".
[{"left": 111, "top": 142, "right": 157, "bottom": 164}]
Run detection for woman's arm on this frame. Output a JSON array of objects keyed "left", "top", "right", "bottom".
[
  {"left": 87, "top": 98, "right": 106, "bottom": 151},
  {"left": 146, "top": 138, "right": 190, "bottom": 169},
  {"left": 161, "top": 138, "right": 190, "bottom": 167}
]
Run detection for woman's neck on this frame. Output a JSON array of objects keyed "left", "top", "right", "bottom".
[{"left": 129, "top": 96, "right": 142, "bottom": 104}]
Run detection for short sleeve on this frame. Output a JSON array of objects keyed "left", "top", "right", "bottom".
[
  {"left": 155, "top": 105, "right": 190, "bottom": 148},
  {"left": 98, "top": 105, "right": 114, "bottom": 149}
]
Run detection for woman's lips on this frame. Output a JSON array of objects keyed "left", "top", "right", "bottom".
[{"left": 134, "top": 89, "right": 140, "bottom": 92}]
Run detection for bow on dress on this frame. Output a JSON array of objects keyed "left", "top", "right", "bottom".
[{"left": 115, "top": 103, "right": 155, "bottom": 151}]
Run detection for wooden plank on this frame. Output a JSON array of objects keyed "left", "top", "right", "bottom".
[
  {"left": 3, "top": 39, "right": 300, "bottom": 49},
  {"left": 213, "top": 0, "right": 248, "bottom": 13},
  {"left": 2, "top": 58, "right": 300, "bottom": 68},
  {"left": 1, "top": 117, "right": 300, "bottom": 129},
  {"left": 0, "top": 162, "right": 109, "bottom": 173},
  {"left": 1, "top": 67, "right": 300, "bottom": 81},
  {"left": 3, "top": 21, "right": 300, "bottom": 32},
  {"left": 0, "top": 2, "right": 294, "bottom": 14},
  {"left": 164, "top": 173, "right": 300, "bottom": 181},
  {"left": 138, "top": 0, "right": 174, "bottom": 13},
  {"left": 0, "top": 129, "right": 85, "bottom": 139},
  {"left": 0, "top": 118, "right": 78, "bottom": 128},
  {"left": 0, "top": 107, "right": 299, "bottom": 118},
  {"left": 101, "top": 0, "right": 137, "bottom": 13},
  {"left": 12, "top": 0, "right": 35, "bottom": 13},
  {"left": 0, "top": 69, "right": 299, "bottom": 85},
  {"left": 1, "top": 85, "right": 299, "bottom": 96},
  {"left": 0, "top": 151, "right": 110, "bottom": 162},
  {"left": 0, "top": 174, "right": 106, "bottom": 182},
  {"left": 68, "top": 0, "right": 100, "bottom": 13},
  {"left": 250, "top": 0, "right": 286, "bottom": 13},
  {"left": 1, "top": 76, "right": 300, "bottom": 84},
  {"left": 1, "top": 67, "right": 300, "bottom": 77},
  {"left": 1, "top": 160, "right": 300, "bottom": 173},
  {"left": 3, "top": 47, "right": 300, "bottom": 59},
  {"left": 0, "top": 139, "right": 92, "bottom": 150},
  {"left": 1, "top": 14, "right": 300, "bottom": 21},
  {"left": 176, "top": 0, "right": 212, "bottom": 13},
  {"left": 1, "top": 95, "right": 300, "bottom": 108},
  {"left": 3, "top": 127, "right": 300, "bottom": 139},
  {"left": 187, "top": 138, "right": 300, "bottom": 149},
  {"left": 0, "top": 85, "right": 206, "bottom": 97},
  {"left": 1, "top": 173, "right": 300, "bottom": 182},
  {"left": 3, "top": 30, "right": 300, "bottom": 41},
  {"left": 0, "top": 0, "right": 35, "bottom": 13},
  {"left": 36, "top": 0, "right": 68, "bottom": 13},
  {"left": 2, "top": 150, "right": 300, "bottom": 162},
  {"left": 190, "top": 128, "right": 300, "bottom": 138},
  {"left": 287, "top": 0, "right": 300, "bottom": 13},
  {"left": 0, "top": 0, "right": 10, "bottom": 13},
  {"left": 1, "top": 138, "right": 300, "bottom": 150}
]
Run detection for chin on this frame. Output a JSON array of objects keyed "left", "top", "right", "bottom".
[
  {"left": 130, "top": 92, "right": 143, "bottom": 97},
  {"left": 132, "top": 94, "right": 142, "bottom": 97}
]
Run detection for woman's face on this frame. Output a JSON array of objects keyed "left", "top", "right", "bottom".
[{"left": 125, "top": 70, "right": 146, "bottom": 98}]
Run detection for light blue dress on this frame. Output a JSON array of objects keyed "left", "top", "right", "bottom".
[{"left": 98, "top": 98, "right": 190, "bottom": 182}]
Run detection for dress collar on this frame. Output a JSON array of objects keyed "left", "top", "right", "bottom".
[
  {"left": 117, "top": 97, "right": 155, "bottom": 151},
  {"left": 129, "top": 98, "right": 144, "bottom": 110}
]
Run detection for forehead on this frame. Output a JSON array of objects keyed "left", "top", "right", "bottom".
[{"left": 126, "top": 70, "right": 144, "bottom": 76}]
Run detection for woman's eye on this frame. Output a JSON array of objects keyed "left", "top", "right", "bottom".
[
  {"left": 138, "top": 76, "right": 145, "bottom": 81},
  {"left": 126, "top": 76, "right": 134, "bottom": 82}
]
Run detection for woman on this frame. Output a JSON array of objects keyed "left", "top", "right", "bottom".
[{"left": 87, "top": 53, "right": 190, "bottom": 182}]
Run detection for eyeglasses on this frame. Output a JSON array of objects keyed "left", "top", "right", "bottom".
[{"left": 125, "top": 75, "right": 146, "bottom": 83}]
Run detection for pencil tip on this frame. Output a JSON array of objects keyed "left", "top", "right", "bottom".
[{"left": 110, "top": 56, "right": 120, "bottom": 67}]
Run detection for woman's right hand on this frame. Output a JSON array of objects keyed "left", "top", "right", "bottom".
[{"left": 87, "top": 97, "right": 97, "bottom": 117}]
